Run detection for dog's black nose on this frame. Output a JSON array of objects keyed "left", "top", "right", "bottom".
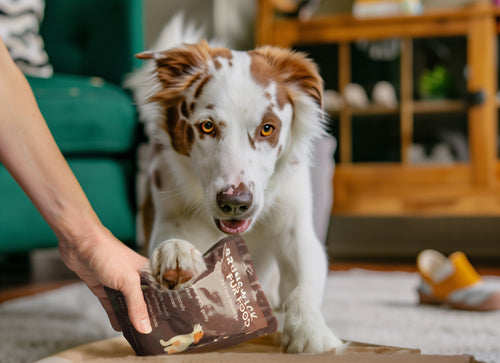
[{"left": 217, "top": 183, "right": 253, "bottom": 216}]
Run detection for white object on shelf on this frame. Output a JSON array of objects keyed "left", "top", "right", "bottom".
[
  {"left": 352, "top": 0, "right": 423, "bottom": 18},
  {"left": 324, "top": 89, "right": 344, "bottom": 112},
  {"left": 372, "top": 81, "right": 398, "bottom": 108},
  {"left": 344, "top": 83, "right": 370, "bottom": 109},
  {"left": 408, "top": 143, "right": 455, "bottom": 164},
  {"left": 408, "top": 144, "right": 427, "bottom": 164},
  {"left": 431, "top": 143, "right": 455, "bottom": 164}
]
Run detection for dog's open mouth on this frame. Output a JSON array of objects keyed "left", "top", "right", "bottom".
[{"left": 216, "top": 219, "right": 252, "bottom": 234}]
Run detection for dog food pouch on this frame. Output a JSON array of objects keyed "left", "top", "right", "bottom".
[{"left": 105, "top": 235, "right": 278, "bottom": 356}]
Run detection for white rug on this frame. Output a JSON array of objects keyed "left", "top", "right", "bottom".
[
  {"left": 1, "top": 269, "right": 500, "bottom": 363},
  {"left": 323, "top": 269, "right": 500, "bottom": 363}
]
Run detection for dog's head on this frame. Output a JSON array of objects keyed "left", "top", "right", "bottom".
[{"left": 139, "top": 41, "right": 324, "bottom": 235}]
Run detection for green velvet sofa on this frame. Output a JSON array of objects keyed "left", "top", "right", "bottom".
[{"left": 0, "top": 0, "right": 144, "bottom": 254}]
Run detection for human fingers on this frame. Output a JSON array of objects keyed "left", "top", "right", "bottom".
[{"left": 121, "top": 274, "right": 152, "bottom": 334}]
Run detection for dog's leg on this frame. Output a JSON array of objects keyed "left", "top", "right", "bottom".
[
  {"left": 145, "top": 153, "right": 209, "bottom": 289},
  {"left": 276, "top": 172, "right": 343, "bottom": 353},
  {"left": 278, "top": 233, "right": 343, "bottom": 353},
  {"left": 278, "top": 240, "right": 343, "bottom": 353}
]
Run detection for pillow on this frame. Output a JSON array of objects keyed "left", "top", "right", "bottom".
[{"left": 0, "top": 0, "right": 53, "bottom": 78}]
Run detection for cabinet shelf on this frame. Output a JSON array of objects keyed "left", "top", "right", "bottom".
[
  {"left": 413, "top": 100, "right": 467, "bottom": 114},
  {"left": 327, "top": 99, "right": 467, "bottom": 117},
  {"left": 257, "top": 0, "right": 499, "bottom": 216}
]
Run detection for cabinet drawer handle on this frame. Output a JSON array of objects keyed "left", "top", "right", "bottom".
[{"left": 466, "top": 90, "right": 485, "bottom": 106}]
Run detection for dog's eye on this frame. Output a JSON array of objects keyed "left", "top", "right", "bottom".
[
  {"left": 199, "top": 120, "right": 215, "bottom": 134},
  {"left": 260, "top": 124, "right": 275, "bottom": 137}
]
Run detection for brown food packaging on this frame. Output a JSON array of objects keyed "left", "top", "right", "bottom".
[{"left": 105, "top": 235, "right": 278, "bottom": 356}]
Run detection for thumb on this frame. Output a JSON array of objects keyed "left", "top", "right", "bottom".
[{"left": 121, "top": 278, "right": 152, "bottom": 334}]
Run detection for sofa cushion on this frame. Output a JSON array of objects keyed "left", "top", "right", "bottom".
[
  {"left": 41, "top": 0, "right": 144, "bottom": 85},
  {"left": 28, "top": 73, "right": 138, "bottom": 155},
  {"left": 0, "top": 158, "right": 136, "bottom": 253}
]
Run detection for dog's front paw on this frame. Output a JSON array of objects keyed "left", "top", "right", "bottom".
[
  {"left": 150, "top": 239, "right": 206, "bottom": 289},
  {"left": 282, "top": 293, "right": 343, "bottom": 353}
]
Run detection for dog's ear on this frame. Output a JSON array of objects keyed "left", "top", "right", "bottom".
[
  {"left": 250, "top": 46, "right": 325, "bottom": 163},
  {"left": 137, "top": 40, "right": 212, "bottom": 106},
  {"left": 249, "top": 46, "right": 323, "bottom": 108}
]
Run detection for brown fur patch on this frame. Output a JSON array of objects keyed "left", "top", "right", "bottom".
[
  {"left": 276, "top": 83, "right": 293, "bottom": 109},
  {"left": 247, "top": 133, "right": 256, "bottom": 150},
  {"left": 166, "top": 106, "right": 194, "bottom": 156},
  {"left": 194, "top": 75, "right": 212, "bottom": 99},
  {"left": 248, "top": 46, "right": 323, "bottom": 108},
  {"left": 211, "top": 48, "right": 233, "bottom": 61},
  {"left": 147, "top": 41, "right": 213, "bottom": 107},
  {"left": 186, "top": 122, "right": 195, "bottom": 146},
  {"left": 143, "top": 41, "right": 234, "bottom": 107},
  {"left": 186, "top": 72, "right": 204, "bottom": 89},
  {"left": 180, "top": 101, "right": 190, "bottom": 118}
]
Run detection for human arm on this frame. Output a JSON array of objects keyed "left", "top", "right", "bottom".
[{"left": 0, "top": 37, "right": 152, "bottom": 334}]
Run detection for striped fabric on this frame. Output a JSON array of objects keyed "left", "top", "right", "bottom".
[{"left": 0, "top": 0, "right": 53, "bottom": 78}]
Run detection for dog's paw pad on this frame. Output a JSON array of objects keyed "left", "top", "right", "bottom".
[
  {"left": 162, "top": 268, "right": 194, "bottom": 287},
  {"left": 150, "top": 239, "right": 206, "bottom": 289}
]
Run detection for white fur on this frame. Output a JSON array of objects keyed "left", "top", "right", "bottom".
[{"left": 129, "top": 15, "right": 342, "bottom": 353}]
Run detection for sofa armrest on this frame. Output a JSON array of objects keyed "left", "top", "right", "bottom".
[{"left": 41, "top": 0, "right": 144, "bottom": 84}]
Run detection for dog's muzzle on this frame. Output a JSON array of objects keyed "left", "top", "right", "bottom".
[
  {"left": 215, "top": 183, "right": 253, "bottom": 234},
  {"left": 216, "top": 183, "right": 253, "bottom": 216}
]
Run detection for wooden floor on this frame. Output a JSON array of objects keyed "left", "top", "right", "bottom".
[{"left": 1, "top": 250, "right": 499, "bottom": 304}]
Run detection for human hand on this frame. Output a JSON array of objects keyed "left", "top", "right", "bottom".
[{"left": 58, "top": 223, "right": 152, "bottom": 334}]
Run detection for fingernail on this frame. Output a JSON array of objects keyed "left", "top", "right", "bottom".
[{"left": 139, "top": 319, "right": 152, "bottom": 334}]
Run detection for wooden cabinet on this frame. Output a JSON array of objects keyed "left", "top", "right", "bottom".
[{"left": 256, "top": 0, "right": 500, "bottom": 216}]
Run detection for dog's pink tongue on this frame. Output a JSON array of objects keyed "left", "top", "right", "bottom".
[{"left": 219, "top": 219, "right": 251, "bottom": 234}]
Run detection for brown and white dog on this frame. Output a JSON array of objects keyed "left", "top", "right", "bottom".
[{"left": 128, "top": 16, "right": 342, "bottom": 353}]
